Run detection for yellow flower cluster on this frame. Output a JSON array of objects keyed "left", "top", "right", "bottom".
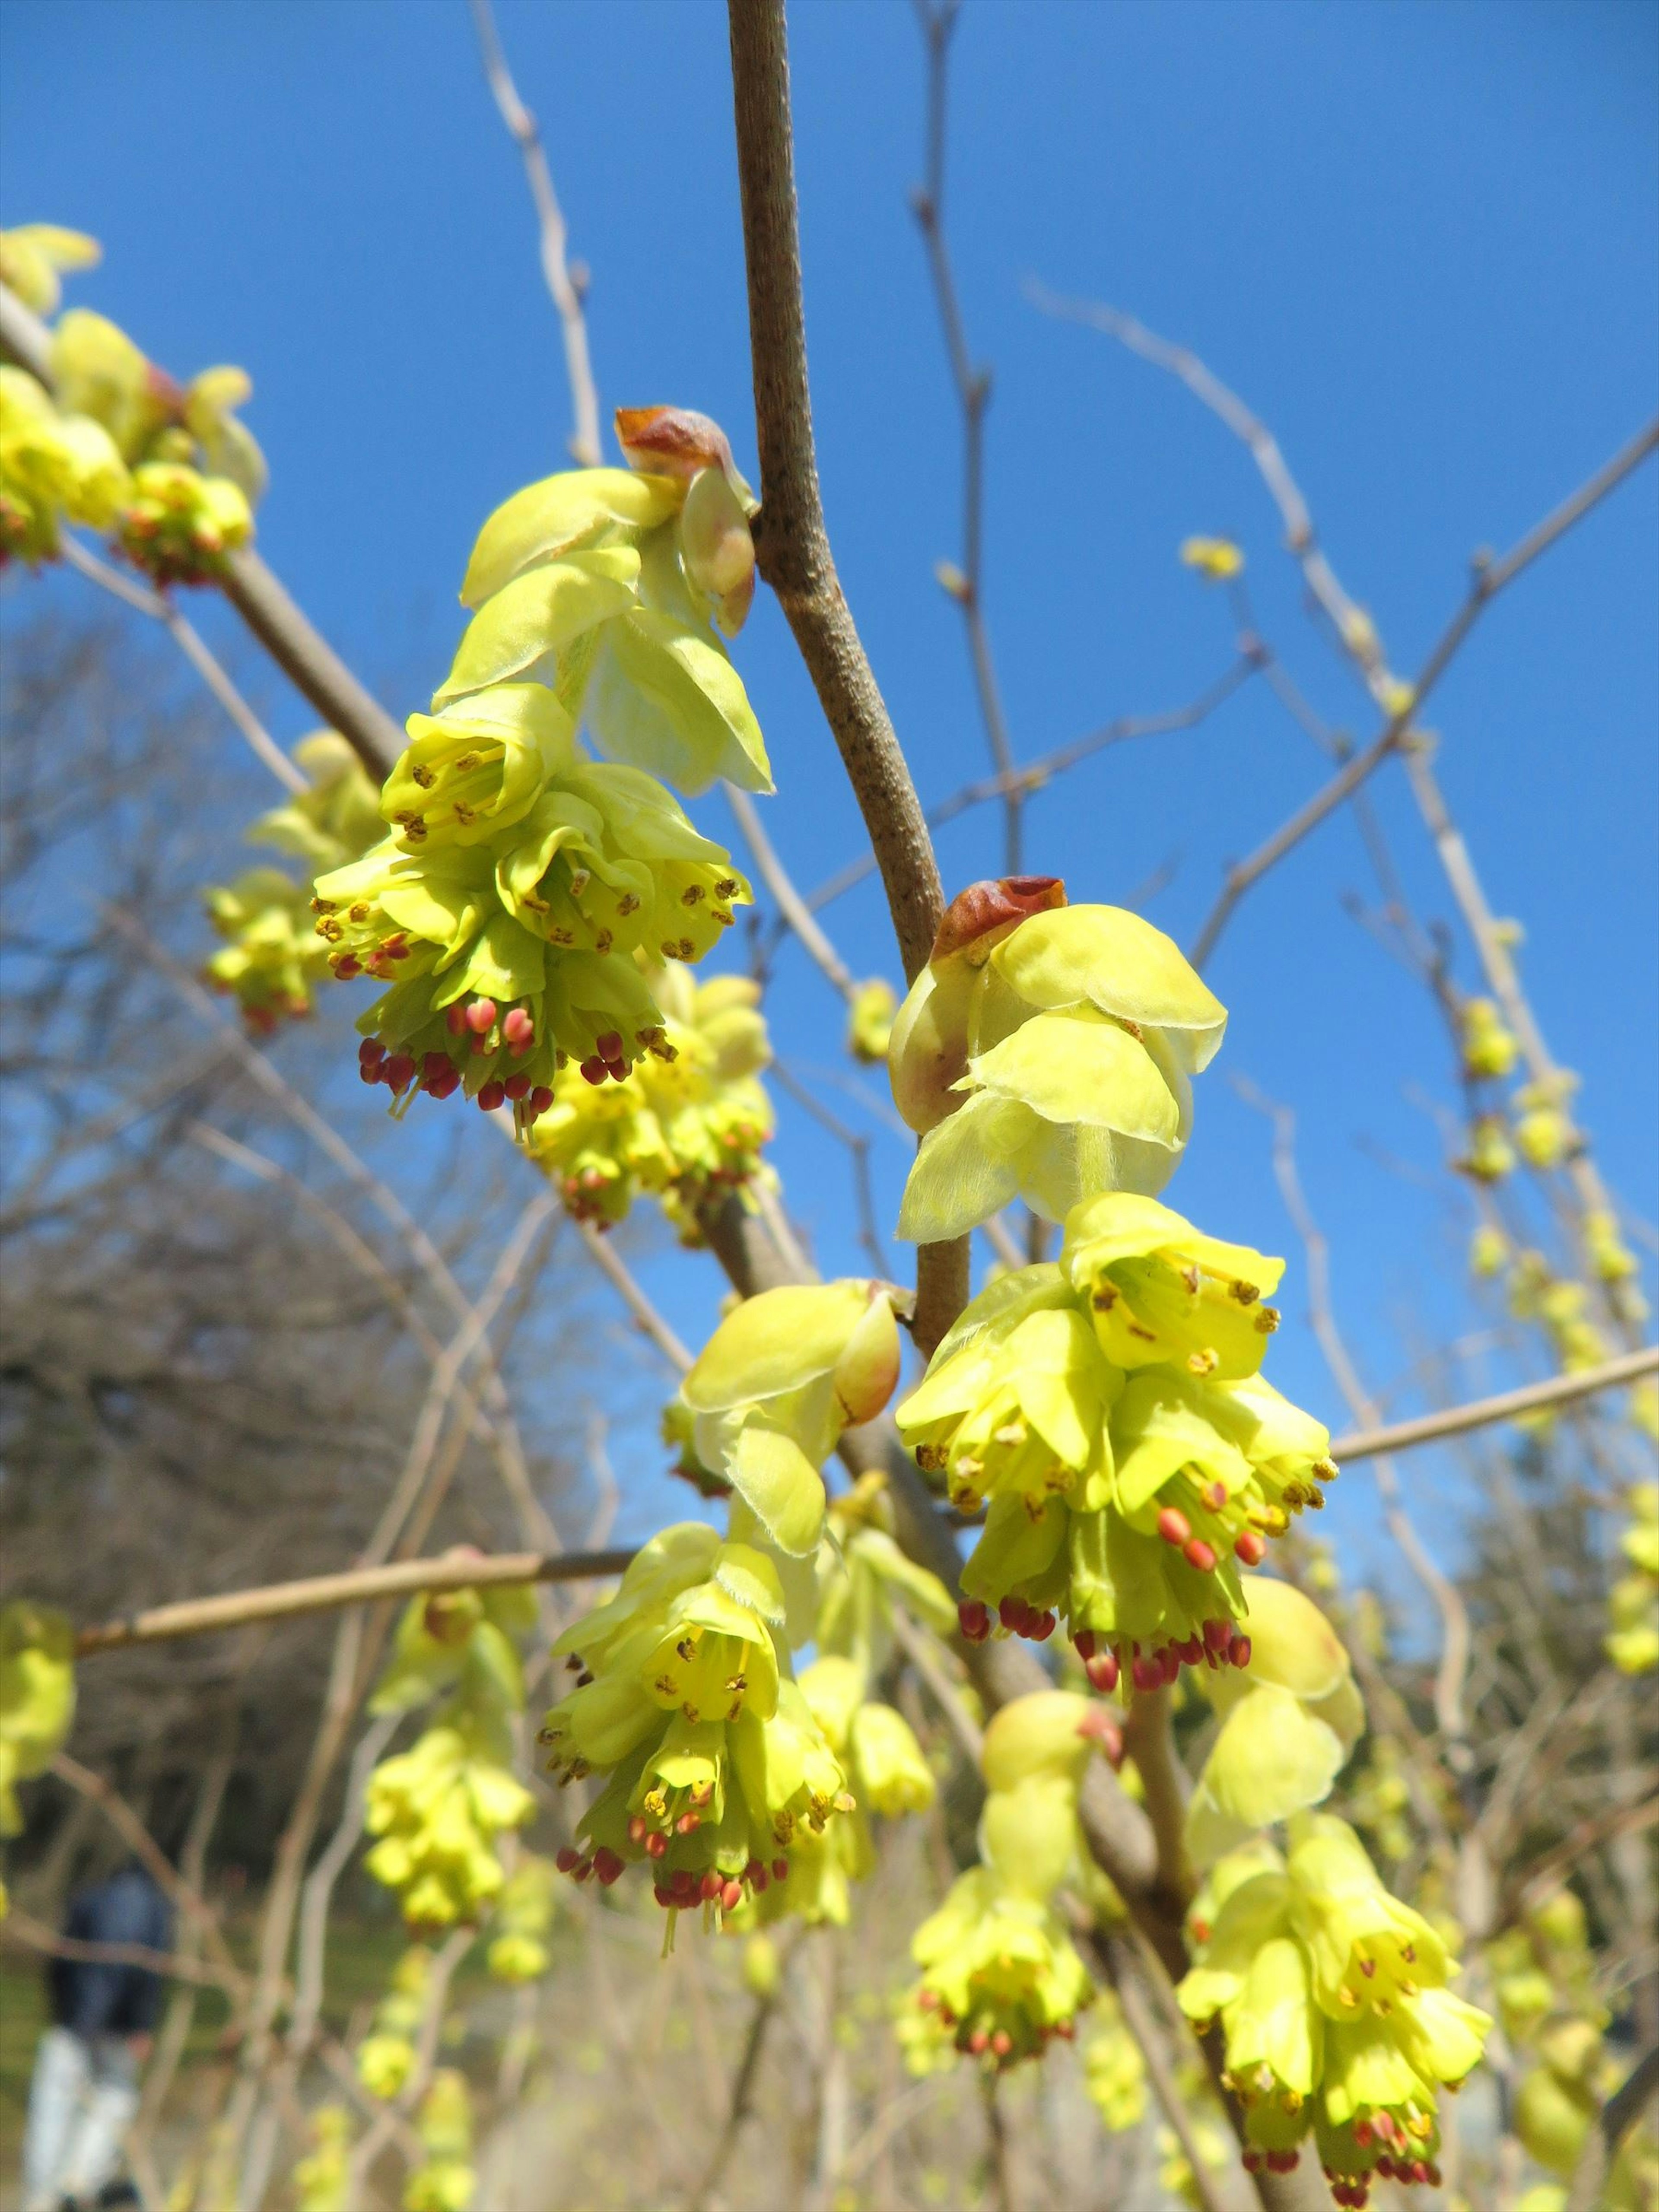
[{"left": 529, "top": 964, "right": 773, "bottom": 1238}]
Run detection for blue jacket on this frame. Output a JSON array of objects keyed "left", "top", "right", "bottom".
[{"left": 48, "top": 1865, "right": 173, "bottom": 2037}]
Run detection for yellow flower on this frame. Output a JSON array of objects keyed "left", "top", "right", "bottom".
[
  {"left": 1459, "top": 997, "right": 1518, "bottom": 1080},
  {"left": 0, "top": 224, "right": 100, "bottom": 315},
  {"left": 889, "top": 880, "right": 1226, "bottom": 1242},
  {"left": 847, "top": 977, "right": 898, "bottom": 1063},
  {"left": 1180, "top": 536, "right": 1244, "bottom": 582},
  {"left": 0, "top": 1601, "right": 76, "bottom": 1840}
]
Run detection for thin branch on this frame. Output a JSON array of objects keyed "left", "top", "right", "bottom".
[
  {"left": 771, "top": 1058, "right": 888, "bottom": 1277},
  {"left": 725, "top": 0, "right": 966, "bottom": 1359},
  {"left": 1234, "top": 1078, "right": 1473, "bottom": 1753},
  {"left": 1330, "top": 1345, "right": 1658, "bottom": 1464},
  {"left": 74, "top": 1545, "right": 636, "bottom": 1656},
  {"left": 575, "top": 1217, "right": 694, "bottom": 1371},
  {"left": 1566, "top": 2042, "right": 1659, "bottom": 2212},
  {"left": 59, "top": 534, "right": 307, "bottom": 793},
  {"left": 909, "top": 0, "right": 1021, "bottom": 871},
  {"left": 727, "top": 784, "right": 858, "bottom": 1001},
  {"left": 467, "top": 0, "right": 602, "bottom": 466}
]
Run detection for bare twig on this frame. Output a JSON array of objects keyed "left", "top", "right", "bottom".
[
  {"left": 1330, "top": 1346, "right": 1658, "bottom": 1464},
  {"left": 1235, "top": 1078, "right": 1473, "bottom": 1754},
  {"left": 910, "top": 0, "right": 1021, "bottom": 871},
  {"left": 727, "top": 784, "right": 858, "bottom": 1001},
  {"left": 467, "top": 0, "right": 602, "bottom": 466},
  {"left": 575, "top": 1217, "right": 695, "bottom": 1371},
  {"left": 58, "top": 535, "right": 307, "bottom": 793},
  {"left": 74, "top": 1545, "right": 636, "bottom": 1656},
  {"left": 1566, "top": 2042, "right": 1659, "bottom": 2212}
]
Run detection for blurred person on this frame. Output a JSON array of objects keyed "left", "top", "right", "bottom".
[{"left": 21, "top": 1860, "right": 172, "bottom": 2212}]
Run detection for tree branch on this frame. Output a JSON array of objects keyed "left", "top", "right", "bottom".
[{"left": 726, "top": 0, "right": 966, "bottom": 1356}]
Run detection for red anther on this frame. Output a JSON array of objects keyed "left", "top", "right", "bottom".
[
  {"left": 334, "top": 956, "right": 361, "bottom": 979},
  {"left": 1131, "top": 1653, "right": 1162, "bottom": 1692},
  {"left": 1229, "top": 1632, "right": 1253, "bottom": 1669},
  {"left": 604, "top": 1058, "right": 628, "bottom": 1082},
  {"left": 917, "top": 1988, "right": 940, "bottom": 2012},
  {"left": 386, "top": 940, "right": 410, "bottom": 960},
  {"left": 530, "top": 1086, "right": 555, "bottom": 1113},
  {"left": 990, "top": 2030, "right": 1012, "bottom": 2056},
  {"left": 1157, "top": 1506, "right": 1192, "bottom": 1545},
  {"left": 445, "top": 1004, "right": 469, "bottom": 1036},
  {"left": 1242, "top": 2151, "right": 1263, "bottom": 2174},
  {"left": 628, "top": 1816, "right": 648, "bottom": 1844},
  {"left": 556, "top": 1847, "right": 581, "bottom": 1873},
  {"left": 772, "top": 1859, "right": 788, "bottom": 1882},
  {"left": 653, "top": 1884, "right": 674, "bottom": 1909},
  {"left": 1159, "top": 1643, "right": 1182, "bottom": 1684},
  {"left": 744, "top": 1859, "right": 764, "bottom": 1885},
  {"left": 1374, "top": 2157, "right": 1396, "bottom": 2179},
  {"left": 358, "top": 1038, "right": 385, "bottom": 1067},
  {"left": 477, "top": 1080, "right": 507, "bottom": 1112},
  {"left": 958, "top": 1600, "right": 992, "bottom": 1643},
  {"left": 1425, "top": 2165, "right": 1441, "bottom": 2189},
  {"left": 382, "top": 1052, "right": 416, "bottom": 1092},
  {"left": 593, "top": 1848, "right": 624, "bottom": 1886},
  {"left": 968, "top": 2028, "right": 989, "bottom": 2055},
  {"left": 1053, "top": 2018, "right": 1074, "bottom": 2040},
  {"left": 701, "top": 1871, "right": 723, "bottom": 1901},
  {"left": 1072, "top": 1628, "right": 1096, "bottom": 1661},
  {"left": 594, "top": 1031, "right": 623, "bottom": 1061},
  {"left": 644, "top": 1831, "right": 668, "bottom": 1860},
  {"left": 504, "top": 1071, "right": 532, "bottom": 1099},
  {"left": 751, "top": 1867, "right": 769, "bottom": 1893},
  {"left": 676, "top": 1811, "right": 701, "bottom": 1834},
  {"left": 1353, "top": 2121, "right": 1373, "bottom": 2148},
  {"left": 721, "top": 1878, "right": 743, "bottom": 1911},
  {"left": 1266, "top": 2149, "right": 1300, "bottom": 2173},
  {"left": 572, "top": 1857, "right": 593, "bottom": 1883},
  {"left": 1033, "top": 1610, "right": 1057, "bottom": 1642},
  {"left": 998, "top": 1595, "right": 1024, "bottom": 1634},
  {"left": 428, "top": 1066, "right": 461, "bottom": 1100},
  {"left": 579, "top": 1056, "right": 607, "bottom": 1085},
  {"left": 1183, "top": 1536, "right": 1218, "bottom": 1573},
  {"left": 359, "top": 1061, "right": 384, "bottom": 1085},
  {"left": 672, "top": 1867, "right": 699, "bottom": 1900},
  {"left": 465, "top": 998, "right": 497, "bottom": 1034},
  {"left": 502, "top": 1007, "right": 534, "bottom": 1050},
  {"left": 1176, "top": 1636, "right": 1203, "bottom": 1666},
  {"left": 1085, "top": 1651, "right": 1120, "bottom": 1694},
  {"left": 1408, "top": 2161, "right": 1430, "bottom": 2187},
  {"left": 1234, "top": 1529, "right": 1267, "bottom": 1566},
  {"left": 1205, "top": 1481, "right": 1228, "bottom": 1510},
  {"left": 471, "top": 1032, "right": 494, "bottom": 1055},
  {"left": 1203, "top": 1617, "right": 1232, "bottom": 1653}
]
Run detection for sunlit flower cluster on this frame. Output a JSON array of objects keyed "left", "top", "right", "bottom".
[{"left": 898, "top": 1191, "right": 1336, "bottom": 1681}]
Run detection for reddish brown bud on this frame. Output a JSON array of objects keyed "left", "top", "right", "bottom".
[
  {"left": 614, "top": 405, "right": 733, "bottom": 482},
  {"left": 931, "top": 875, "right": 1067, "bottom": 963}
]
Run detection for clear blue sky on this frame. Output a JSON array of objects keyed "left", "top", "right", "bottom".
[{"left": 4, "top": 0, "right": 1656, "bottom": 1579}]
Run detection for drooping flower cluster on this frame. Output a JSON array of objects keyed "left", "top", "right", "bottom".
[
  {"left": 316, "top": 683, "right": 753, "bottom": 1136},
  {"left": 539, "top": 1526, "right": 852, "bottom": 1931},
  {"left": 529, "top": 962, "right": 773, "bottom": 1238},
  {"left": 897, "top": 1191, "right": 1336, "bottom": 1681},
  {"left": 0, "top": 1600, "right": 76, "bottom": 1856},
  {"left": 293, "top": 2105, "right": 352, "bottom": 2212},
  {"left": 887, "top": 879, "right": 1226, "bottom": 1242},
  {"left": 404, "top": 2069, "right": 476, "bottom": 2212},
  {"left": 1178, "top": 1815, "right": 1491, "bottom": 2202},
  {"left": 444, "top": 407, "right": 768, "bottom": 793},
  {"left": 1605, "top": 1480, "right": 1659, "bottom": 1675},
  {"left": 203, "top": 732, "right": 383, "bottom": 1030},
  {"left": 355, "top": 1946, "right": 434, "bottom": 2099},
  {"left": 677, "top": 1281, "right": 904, "bottom": 1558},
  {"left": 901, "top": 1693, "right": 1114, "bottom": 2076},
  {"left": 362, "top": 1576, "right": 537, "bottom": 1929},
  {"left": 1183, "top": 1577, "right": 1365, "bottom": 1868},
  {"left": 0, "top": 362, "right": 128, "bottom": 566},
  {"left": 485, "top": 1853, "right": 559, "bottom": 1983}
]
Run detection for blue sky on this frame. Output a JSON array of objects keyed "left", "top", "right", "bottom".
[{"left": 4, "top": 0, "right": 1656, "bottom": 1581}]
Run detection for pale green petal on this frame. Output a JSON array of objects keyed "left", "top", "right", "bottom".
[
  {"left": 435, "top": 548, "right": 641, "bottom": 704},
  {"left": 683, "top": 1281, "right": 873, "bottom": 1411},
  {"left": 896, "top": 1093, "right": 1024, "bottom": 1242},
  {"left": 586, "top": 608, "right": 772, "bottom": 795},
  {"left": 1187, "top": 1684, "right": 1347, "bottom": 1855},
  {"left": 726, "top": 1420, "right": 828, "bottom": 1557},
  {"left": 966, "top": 1011, "right": 1180, "bottom": 1143},
  {"left": 711, "top": 1541, "right": 788, "bottom": 1626},
  {"left": 989, "top": 905, "right": 1227, "bottom": 1070},
  {"left": 461, "top": 468, "right": 680, "bottom": 607},
  {"left": 924, "top": 1262, "right": 1071, "bottom": 1369},
  {"left": 1112, "top": 1372, "right": 1254, "bottom": 1514}
]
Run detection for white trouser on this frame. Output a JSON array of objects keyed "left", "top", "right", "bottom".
[{"left": 22, "top": 2025, "right": 140, "bottom": 2211}]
